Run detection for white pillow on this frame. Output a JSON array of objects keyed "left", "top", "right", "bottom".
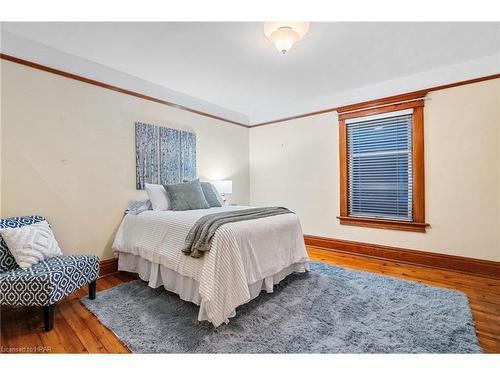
[
  {"left": 145, "top": 183, "right": 171, "bottom": 211},
  {"left": 0, "top": 220, "right": 63, "bottom": 270}
]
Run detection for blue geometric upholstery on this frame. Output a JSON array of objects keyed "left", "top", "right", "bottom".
[
  {"left": 0, "top": 215, "right": 100, "bottom": 307},
  {"left": 0, "top": 215, "right": 46, "bottom": 272},
  {"left": 0, "top": 255, "right": 99, "bottom": 306}
]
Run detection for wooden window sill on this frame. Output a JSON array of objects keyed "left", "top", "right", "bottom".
[{"left": 337, "top": 216, "right": 429, "bottom": 233}]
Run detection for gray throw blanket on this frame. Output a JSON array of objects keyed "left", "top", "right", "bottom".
[{"left": 182, "top": 207, "right": 293, "bottom": 258}]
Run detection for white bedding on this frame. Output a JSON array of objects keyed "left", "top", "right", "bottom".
[{"left": 112, "top": 206, "right": 309, "bottom": 326}]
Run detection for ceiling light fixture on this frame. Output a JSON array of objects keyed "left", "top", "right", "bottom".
[{"left": 264, "top": 22, "right": 310, "bottom": 54}]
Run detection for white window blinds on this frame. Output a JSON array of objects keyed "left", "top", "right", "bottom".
[{"left": 347, "top": 111, "right": 413, "bottom": 221}]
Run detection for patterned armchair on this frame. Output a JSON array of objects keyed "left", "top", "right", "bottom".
[{"left": 0, "top": 215, "right": 100, "bottom": 331}]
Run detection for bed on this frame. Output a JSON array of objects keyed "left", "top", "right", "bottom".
[{"left": 112, "top": 205, "right": 309, "bottom": 327}]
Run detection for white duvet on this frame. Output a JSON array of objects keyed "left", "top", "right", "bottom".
[{"left": 112, "top": 206, "right": 309, "bottom": 326}]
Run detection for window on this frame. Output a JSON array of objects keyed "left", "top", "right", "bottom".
[
  {"left": 337, "top": 97, "right": 428, "bottom": 232},
  {"left": 348, "top": 111, "right": 413, "bottom": 221}
]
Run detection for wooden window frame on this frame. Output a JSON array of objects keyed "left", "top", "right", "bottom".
[{"left": 337, "top": 98, "right": 429, "bottom": 233}]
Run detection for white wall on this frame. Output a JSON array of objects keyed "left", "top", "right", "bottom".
[
  {"left": 250, "top": 53, "right": 500, "bottom": 124},
  {"left": 1, "top": 60, "right": 250, "bottom": 260},
  {"left": 1, "top": 31, "right": 249, "bottom": 125},
  {"left": 250, "top": 79, "right": 500, "bottom": 262},
  {"left": 2, "top": 57, "right": 499, "bottom": 264},
  {"left": 0, "top": 58, "right": 3, "bottom": 215}
]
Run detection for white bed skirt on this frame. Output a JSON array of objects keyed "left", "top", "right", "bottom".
[{"left": 117, "top": 252, "right": 309, "bottom": 323}]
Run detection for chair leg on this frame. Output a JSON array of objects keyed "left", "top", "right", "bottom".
[
  {"left": 43, "top": 305, "right": 54, "bottom": 332},
  {"left": 88, "top": 280, "right": 97, "bottom": 300}
]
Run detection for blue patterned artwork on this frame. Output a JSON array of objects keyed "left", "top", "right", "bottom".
[
  {"left": 135, "top": 122, "right": 159, "bottom": 189},
  {"left": 159, "top": 127, "right": 181, "bottom": 185},
  {"left": 136, "top": 122, "right": 197, "bottom": 189},
  {"left": 180, "top": 130, "right": 197, "bottom": 182},
  {"left": 159, "top": 128, "right": 197, "bottom": 184}
]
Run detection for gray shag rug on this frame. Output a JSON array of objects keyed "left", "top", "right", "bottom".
[{"left": 81, "top": 262, "right": 481, "bottom": 353}]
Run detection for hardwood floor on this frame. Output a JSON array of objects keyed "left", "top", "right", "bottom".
[
  {"left": 307, "top": 247, "right": 500, "bottom": 353},
  {"left": 1, "top": 272, "right": 136, "bottom": 354},
  {"left": 1, "top": 247, "right": 499, "bottom": 353}
]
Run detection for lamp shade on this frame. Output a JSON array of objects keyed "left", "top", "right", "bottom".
[
  {"left": 270, "top": 27, "right": 299, "bottom": 54},
  {"left": 264, "top": 22, "right": 310, "bottom": 54},
  {"left": 211, "top": 180, "right": 233, "bottom": 194}
]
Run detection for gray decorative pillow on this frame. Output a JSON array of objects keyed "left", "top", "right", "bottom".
[
  {"left": 126, "top": 198, "right": 152, "bottom": 215},
  {"left": 164, "top": 180, "right": 210, "bottom": 211},
  {"left": 200, "top": 182, "right": 223, "bottom": 207}
]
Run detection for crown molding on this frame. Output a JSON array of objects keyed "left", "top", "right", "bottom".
[
  {"left": 0, "top": 31, "right": 250, "bottom": 127},
  {"left": 251, "top": 72, "right": 500, "bottom": 127},
  {"left": 1, "top": 53, "right": 250, "bottom": 128},
  {"left": 2, "top": 49, "right": 498, "bottom": 130}
]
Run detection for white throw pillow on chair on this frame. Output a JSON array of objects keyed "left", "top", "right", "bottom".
[
  {"left": 0, "top": 220, "right": 63, "bottom": 269},
  {"left": 145, "top": 183, "right": 171, "bottom": 211}
]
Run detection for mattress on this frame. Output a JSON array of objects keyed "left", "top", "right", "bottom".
[{"left": 112, "top": 206, "right": 310, "bottom": 326}]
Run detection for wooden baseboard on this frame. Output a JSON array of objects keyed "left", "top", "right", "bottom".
[
  {"left": 304, "top": 235, "right": 500, "bottom": 279},
  {"left": 98, "top": 237, "right": 500, "bottom": 279},
  {"left": 99, "top": 258, "right": 118, "bottom": 277}
]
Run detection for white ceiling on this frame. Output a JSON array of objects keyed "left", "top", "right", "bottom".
[{"left": 2, "top": 22, "right": 500, "bottom": 124}]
